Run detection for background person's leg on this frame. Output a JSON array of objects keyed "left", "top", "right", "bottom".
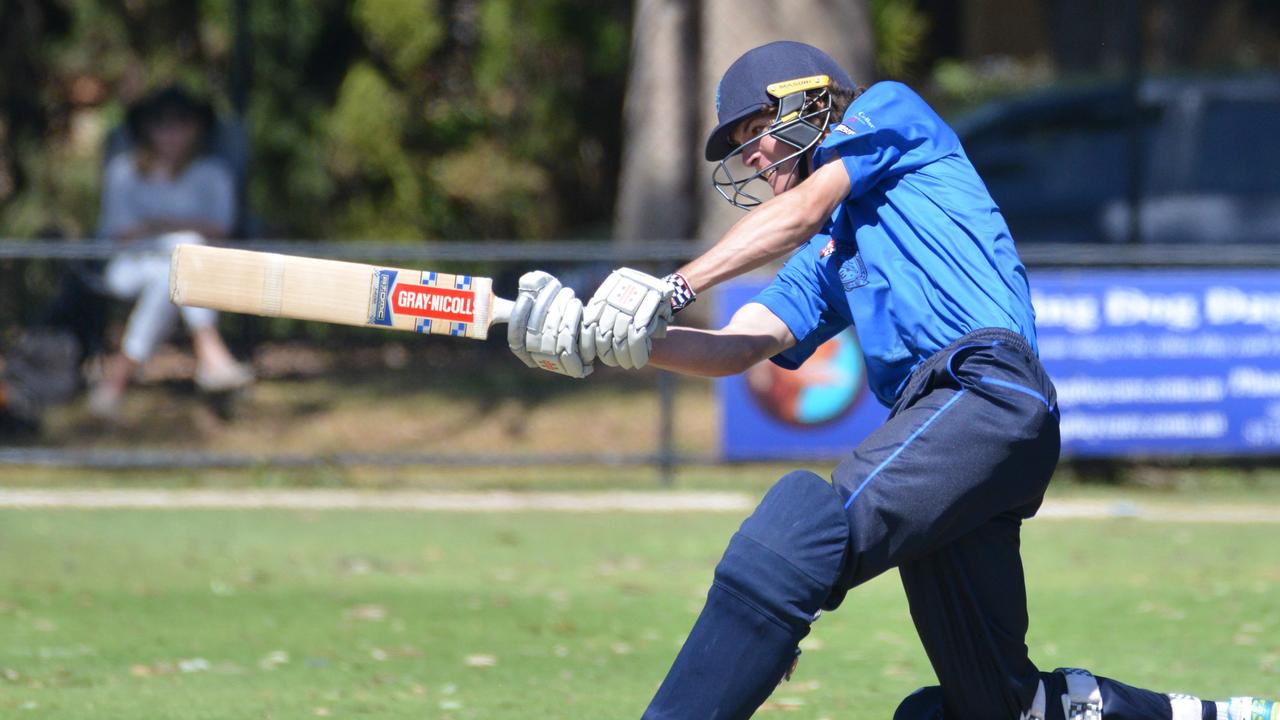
[
  {"left": 153, "top": 234, "right": 253, "bottom": 391},
  {"left": 189, "top": 321, "right": 252, "bottom": 391},
  {"left": 117, "top": 255, "right": 180, "bottom": 365},
  {"left": 92, "top": 250, "right": 177, "bottom": 416}
]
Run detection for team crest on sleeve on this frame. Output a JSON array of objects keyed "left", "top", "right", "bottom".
[{"left": 819, "top": 238, "right": 837, "bottom": 258}]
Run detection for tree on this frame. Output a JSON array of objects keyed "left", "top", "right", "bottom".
[
  {"left": 612, "top": 0, "right": 699, "bottom": 244},
  {"left": 0, "top": 0, "right": 632, "bottom": 241}
]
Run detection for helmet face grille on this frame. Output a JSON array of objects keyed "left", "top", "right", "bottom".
[{"left": 712, "top": 87, "right": 833, "bottom": 211}]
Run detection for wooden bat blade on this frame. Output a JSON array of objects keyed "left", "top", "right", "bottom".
[{"left": 170, "top": 245, "right": 513, "bottom": 340}]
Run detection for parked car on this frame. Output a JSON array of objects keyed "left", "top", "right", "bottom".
[{"left": 953, "top": 74, "right": 1280, "bottom": 244}]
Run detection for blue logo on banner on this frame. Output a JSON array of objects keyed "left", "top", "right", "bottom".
[
  {"left": 717, "top": 279, "right": 888, "bottom": 461},
  {"left": 745, "top": 329, "right": 866, "bottom": 426}
]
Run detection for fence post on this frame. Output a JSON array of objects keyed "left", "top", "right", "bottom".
[{"left": 657, "top": 369, "right": 676, "bottom": 486}]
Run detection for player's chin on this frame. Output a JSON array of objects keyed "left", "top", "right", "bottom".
[{"left": 769, "top": 170, "right": 799, "bottom": 196}]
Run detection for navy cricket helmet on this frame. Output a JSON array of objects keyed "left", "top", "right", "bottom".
[{"left": 707, "top": 41, "right": 855, "bottom": 209}]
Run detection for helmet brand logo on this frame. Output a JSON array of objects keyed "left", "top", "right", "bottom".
[{"left": 766, "top": 75, "right": 830, "bottom": 99}]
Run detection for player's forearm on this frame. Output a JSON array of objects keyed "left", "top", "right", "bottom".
[
  {"left": 676, "top": 162, "right": 850, "bottom": 294},
  {"left": 648, "top": 326, "right": 781, "bottom": 378},
  {"left": 676, "top": 191, "right": 824, "bottom": 293}
]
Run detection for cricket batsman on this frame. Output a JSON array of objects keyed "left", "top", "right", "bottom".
[{"left": 508, "top": 41, "right": 1277, "bottom": 720}]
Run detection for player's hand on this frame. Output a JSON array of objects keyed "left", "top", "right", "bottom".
[
  {"left": 581, "top": 268, "right": 675, "bottom": 370},
  {"left": 507, "top": 271, "right": 592, "bottom": 379}
]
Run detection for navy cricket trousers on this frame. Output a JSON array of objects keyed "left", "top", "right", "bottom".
[
  {"left": 643, "top": 327, "right": 1063, "bottom": 719},
  {"left": 827, "top": 327, "right": 1061, "bottom": 718}
]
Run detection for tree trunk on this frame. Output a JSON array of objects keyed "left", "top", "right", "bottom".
[{"left": 613, "top": 0, "right": 699, "bottom": 244}]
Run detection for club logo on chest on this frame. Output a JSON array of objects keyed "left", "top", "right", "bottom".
[{"left": 824, "top": 240, "right": 869, "bottom": 291}]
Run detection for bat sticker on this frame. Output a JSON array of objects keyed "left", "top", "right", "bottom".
[{"left": 369, "top": 269, "right": 398, "bottom": 326}]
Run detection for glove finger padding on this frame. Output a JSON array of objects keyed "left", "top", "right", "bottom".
[
  {"left": 592, "top": 304, "right": 620, "bottom": 367},
  {"left": 650, "top": 301, "right": 673, "bottom": 340},
  {"left": 623, "top": 291, "right": 671, "bottom": 368},
  {"left": 579, "top": 306, "right": 597, "bottom": 364},
  {"left": 554, "top": 299, "right": 590, "bottom": 378},
  {"left": 585, "top": 267, "right": 675, "bottom": 369},
  {"left": 526, "top": 276, "right": 563, "bottom": 343},
  {"left": 610, "top": 308, "right": 635, "bottom": 369},
  {"left": 583, "top": 274, "right": 619, "bottom": 366},
  {"left": 508, "top": 271, "right": 560, "bottom": 369},
  {"left": 508, "top": 304, "right": 539, "bottom": 368},
  {"left": 528, "top": 287, "right": 591, "bottom": 379},
  {"left": 536, "top": 287, "right": 574, "bottom": 356}
]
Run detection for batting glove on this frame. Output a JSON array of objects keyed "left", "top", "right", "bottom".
[
  {"left": 508, "top": 271, "right": 592, "bottom": 379},
  {"left": 581, "top": 267, "right": 674, "bottom": 370}
]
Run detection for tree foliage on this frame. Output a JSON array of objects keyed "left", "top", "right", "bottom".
[
  {"left": 0, "top": 0, "right": 631, "bottom": 240},
  {"left": 869, "top": 0, "right": 929, "bottom": 79}
]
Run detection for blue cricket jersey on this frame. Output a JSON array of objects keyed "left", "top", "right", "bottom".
[{"left": 752, "top": 81, "right": 1038, "bottom": 407}]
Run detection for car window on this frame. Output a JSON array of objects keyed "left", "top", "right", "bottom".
[
  {"left": 1194, "top": 99, "right": 1280, "bottom": 193},
  {"left": 965, "top": 104, "right": 1164, "bottom": 209}
]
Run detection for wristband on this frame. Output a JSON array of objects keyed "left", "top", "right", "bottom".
[{"left": 663, "top": 272, "right": 697, "bottom": 314}]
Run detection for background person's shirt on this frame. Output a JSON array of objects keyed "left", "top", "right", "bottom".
[
  {"left": 753, "top": 81, "right": 1037, "bottom": 407},
  {"left": 98, "top": 154, "right": 235, "bottom": 240}
]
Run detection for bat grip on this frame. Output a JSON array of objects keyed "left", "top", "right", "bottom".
[{"left": 491, "top": 297, "right": 515, "bottom": 326}]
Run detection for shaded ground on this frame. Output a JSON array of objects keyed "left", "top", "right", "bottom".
[{"left": 24, "top": 340, "right": 717, "bottom": 457}]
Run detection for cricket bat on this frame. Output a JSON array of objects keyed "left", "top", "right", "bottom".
[{"left": 170, "top": 245, "right": 514, "bottom": 340}]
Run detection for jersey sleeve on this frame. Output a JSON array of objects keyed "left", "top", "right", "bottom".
[
  {"left": 815, "top": 81, "right": 961, "bottom": 199},
  {"left": 750, "top": 237, "right": 851, "bottom": 370}
]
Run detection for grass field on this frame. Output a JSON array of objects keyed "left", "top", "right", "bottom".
[{"left": 2, "top": 501, "right": 1278, "bottom": 719}]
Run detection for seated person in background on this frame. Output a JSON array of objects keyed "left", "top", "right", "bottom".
[{"left": 90, "top": 85, "right": 252, "bottom": 418}]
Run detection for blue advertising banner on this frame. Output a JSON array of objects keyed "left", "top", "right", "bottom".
[
  {"left": 1033, "top": 270, "right": 1280, "bottom": 457},
  {"left": 717, "top": 270, "right": 1280, "bottom": 461}
]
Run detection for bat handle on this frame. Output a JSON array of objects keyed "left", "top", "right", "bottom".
[{"left": 491, "top": 297, "right": 515, "bottom": 326}]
